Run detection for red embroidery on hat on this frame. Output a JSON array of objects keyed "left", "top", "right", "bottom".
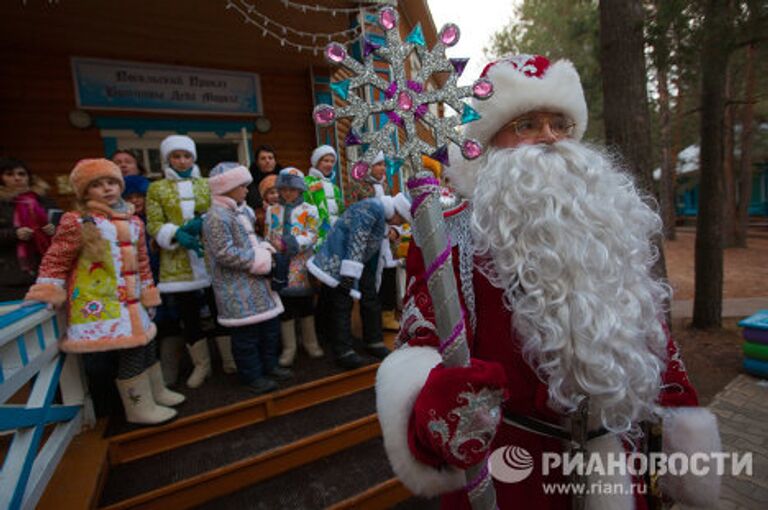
[{"left": 480, "top": 54, "right": 550, "bottom": 79}]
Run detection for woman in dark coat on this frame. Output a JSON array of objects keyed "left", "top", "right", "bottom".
[
  {"left": 0, "top": 158, "right": 57, "bottom": 300},
  {"left": 246, "top": 145, "right": 283, "bottom": 210}
]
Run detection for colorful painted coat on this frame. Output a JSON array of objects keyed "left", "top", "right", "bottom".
[
  {"left": 304, "top": 168, "right": 344, "bottom": 247},
  {"left": 25, "top": 201, "right": 161, "bottom": 353},
  {"left": 203, "top": 196, "right": 283, "bottom": 327},
  {"left": 146, "top": 168, "right": 211, "bottom": 293},
  {"left": 307, "top": 198, "right": 387, "bottom": 300},
  {"left": 265, "top": 200, "right": 319, "bottom": 297}
]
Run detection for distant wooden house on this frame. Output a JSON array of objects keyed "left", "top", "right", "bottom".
[{"left": 654, "top": 143, "right": 768, "bottom": 218}]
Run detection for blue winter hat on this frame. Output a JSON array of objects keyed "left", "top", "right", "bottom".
[
  {"left": 122, "top": 175, "right": 150, "bottom": 197},
  {"left": 276, "top": 167, "right": 307, "bottom": 191}
]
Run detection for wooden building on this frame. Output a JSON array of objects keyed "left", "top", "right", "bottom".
[{"left": 0, "top": 0, "right": 439, "bottom": 205}]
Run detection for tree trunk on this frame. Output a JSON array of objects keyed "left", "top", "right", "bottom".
[
  {"left": 693, "top": 0, "right": 731, "bottom": 329},
  {"left": 599, "top": 0, "right": 669, "bottom": 287},
  {"left": 657, "top": 49, "right": 677, "bottom": 240},
  {"left": 735, "top": 43, "right": 757, "bottom": 247},
  {"left": 722, "top": 67, "right": 737, "bottom": 247}
]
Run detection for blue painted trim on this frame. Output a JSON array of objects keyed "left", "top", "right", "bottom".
[
  {"left": 52, "top": 316, "right": 60, "bottom": 340},
  {"left": 16, "top": 336, "right": 28, "bottom": 366},
  {"left": 0, "top": 405, "right": 80, "bottom": 432},
  {"left": 35, "top": 325, "right": 46, "bottom": 351},
  {"left": 0, "top": 303, "right": 46, "bottom": 330},
  {"left": 94, "top": 117, "right": 254, "bottom": 136},
  {"left": 9, "top": 355, "right": 67, "bottom": 510},
  {"left": 0, "top": 365, "right": 4, "bottom": 384}
]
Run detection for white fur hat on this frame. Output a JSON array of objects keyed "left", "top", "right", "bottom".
[
  {"left": 379, "top": 193, "right": 412, "bottom": 223},
  {"left": 208, "top": 162, "right": 252, "bottom": 195},
  {"left": 392, "top": 192, "right": 412, "bottom": 223},
  {"left": 467, "top": 55, "right": 588, "bottom": 146},
  {"left": 160, "top": 135, "right": 197, "bottom": 163},
  {"left": 446, "top": 55, "right": 588, "bottom": 198},
  {"left": 310, "top": 145, "right": 337, "bottom": 168},
  {"left": 372, "top": 151, "right": 385, "bottom": 165}
]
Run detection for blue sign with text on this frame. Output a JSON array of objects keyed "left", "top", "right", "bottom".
[{"left": 71, "top": 57, "right": 262, "bottom": 116}]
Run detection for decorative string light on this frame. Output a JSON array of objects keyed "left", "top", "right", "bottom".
[
  {"left": 279, "top": 0, "right": 392, "bottom": 15},
  {"left": 226, "top": 0, "right": 364, "bottom": 53}
]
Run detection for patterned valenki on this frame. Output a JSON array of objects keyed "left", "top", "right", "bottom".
[{"left": 25, "top": 200, "right": 160, "bottom": 352}]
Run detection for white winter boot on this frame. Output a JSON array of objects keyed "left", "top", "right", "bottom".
[
  {"left": 160, "top": 335, "right": 184, "bottom": 385},
  {"left": 186, "top": 339, "right": 212, "bottom": 388},
  {"left": 300, "top": 316, "right": 324, "bottom": 358},
  {"left": 279, "top": 320, "right": 297, "bottom": 367},
  {"left": 116, "top": 372, "right": 176, "bottom": 425},
  {"left": 147, "top": 362, "right": 186, "bottom": 406},
  {"left": 215, "top": 336, "right": 237, "bottom": 374}
]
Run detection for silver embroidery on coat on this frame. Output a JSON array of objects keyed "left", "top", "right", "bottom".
[
  {"left": 427, "top": 385, "right": 504, "bottom": 464},
  {"left": 395, "top": 284, "right": 437, "bottom": 348}
]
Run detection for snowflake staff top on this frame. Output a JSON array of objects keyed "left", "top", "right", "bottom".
[{"left": 311, "top": 5, "right": 494, "bottom": 180}]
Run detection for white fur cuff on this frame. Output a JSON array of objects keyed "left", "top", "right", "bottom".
[
  {"left": 250, "top": 246, "right": 273, "bottom": 275},
  {"left": 376, "top": 346, "right": 465, "bottom": 496},
  {"left": 156, "top": 223, "right": 179, "bottom": 250},
  {"left": 660, "top": 407, "right": 722, "bottom": 507},
  {"left": 340, "top": 259, "right": 364, "bottom": 279}
]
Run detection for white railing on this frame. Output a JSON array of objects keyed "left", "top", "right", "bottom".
[{"left": 0, "top": 301, "right": 94, "bottom": 510}]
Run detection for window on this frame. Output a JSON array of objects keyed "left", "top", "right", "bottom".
[{"left": 101, "top": 128, "right": 251, "bottom": 178}]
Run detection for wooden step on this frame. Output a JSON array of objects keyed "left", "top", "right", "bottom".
[
  {"left": 99, "top": 388, "right": 377, "bottom": 506},
  {"left": 329, "top": 478, "right": 441, "bottom": 510},
  {"left": 197, "top": 436, "right": 393, "bottom": 510},
  {"left": 328, "top": 478, "right": 412, "bottom": 510},
  {"left": 108, "top": 363, "right": 378, "bottom": 465},
  {"left": 98, "top": 414, "right": 381, "bottom": 510}
]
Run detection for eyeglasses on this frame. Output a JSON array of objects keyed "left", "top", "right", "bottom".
[{"left": 502, "top": 114, "right": 576, "bottom": 138}]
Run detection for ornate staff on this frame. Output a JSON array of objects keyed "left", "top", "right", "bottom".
[{"left": 312, "top": 6, "right": 495, "bottom": 508}]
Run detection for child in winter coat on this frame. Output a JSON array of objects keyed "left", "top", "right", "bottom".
[
  {"left": 25, "top": 159, "right": 184, "bottom": 425},
  {"left": 146, "top": 135, "right": 234, "bottom": 389},
  {"left": 255, "top": 174, "right": 278, "bottom": 237},
  {"left": 348, "top": 151, "right": 388, "bottom": 202},
  {"left": 304, "top": 145, "right": 344, "bottom": 246},
  {"left": 203, "top": 163, "right": 290, "bottom": 395},
  {"left": 308, "top": 194, "right": 411, "bottom": 370},
  {"left": 265, "top": 168, "right": 322, "bottom": 367}
]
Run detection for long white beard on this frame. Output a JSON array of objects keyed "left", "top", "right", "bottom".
[{"left": 471, "top": 140, "right": 669, "bottom": 433}]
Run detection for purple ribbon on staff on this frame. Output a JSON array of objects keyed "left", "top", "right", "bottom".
[{"left": 407, "top": 171, "right": 498, "bottom": 510}]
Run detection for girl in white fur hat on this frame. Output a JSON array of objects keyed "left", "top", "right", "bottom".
[{"left": 146, "top": 135, "right": 233, "bottom": 389}]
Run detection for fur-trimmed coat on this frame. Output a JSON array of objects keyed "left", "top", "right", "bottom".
[
  {"left": 304, "top": 168, "right": 344, "bottom": 247},
  {"left": 265, "top": 200, "right": 319, "bottom": 297},
  {"left": 376, "top": 200, "right": 718, "bottom": 510},
  {"left": 307, "top": 198, "right": 387, "bottom": 300},
  {"left": 203, "top": 196, "right": 283, "bottom": 327},
  {"left": 145, "top": 167, "right": 211, "bottom": 293},
  {"left": 25, "top": 201, "right": 161, "bottom": 352}
]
